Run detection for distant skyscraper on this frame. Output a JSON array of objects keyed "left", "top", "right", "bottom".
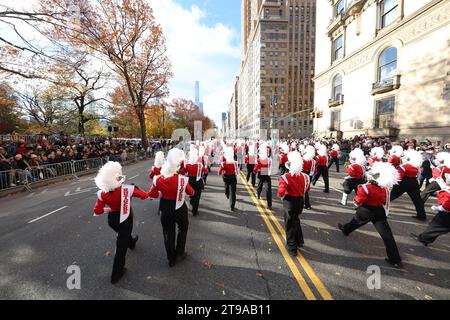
[{"left": 195, "top": 81, "right": 204, "bottom": 113}]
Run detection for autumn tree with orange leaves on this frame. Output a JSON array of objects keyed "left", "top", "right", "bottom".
[{"left": 38, "top": 0, "right": 172, "bottom": 149}]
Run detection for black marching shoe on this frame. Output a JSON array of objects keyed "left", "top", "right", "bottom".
[
  {"left": 338, "top": 223, "right": 349, "bottom": 236},
  {"left": 111, "top": 268, "right": 127, "bottom": 284},
  {"left": 385, "top": 258, "right": 403, "bottom": 269},
  {"left": 168, "top": 259, "right": 176, "bottom": 267},
  {"left": 129, "top": 236, "right": 139, "bottom": 250},
  {"left": 288, "top": 249, "right": 297, "bottom": 257},
  {"left": 412, "top": 215, "right": 427, "bottom": 222},
  {"left": 410, "top": 233, "right": 428, "bottom": 246}
]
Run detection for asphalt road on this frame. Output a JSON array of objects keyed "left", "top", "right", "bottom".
[{"left": 0, "top": 158, "right": 449, "bottom": 300}]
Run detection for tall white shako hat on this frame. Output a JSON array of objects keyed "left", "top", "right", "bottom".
[
  {"left": 188, "top": 147, "right": 199, "bottom": 165},
  {"left": 224, "top": 146, "right": 235, "bottom": 163},
  {"left": 317, "top": 144, "right": 327, "bottom": 156},
  {"left": 303, "top": 145, "right": 316, "bottom": 161},
  {"left": 370, "top": 162, "right": 399, "bottom": 189},
  {"left": 95, "top": 161, "right": 125, "bottom": 192},
  {"left": 280, "top": 142, "right": 289, "bottom": 154},
  {"left": 435, "top": 152, "right": 450, "bottom": 167},
  {"left": 259, "top": 142, "right": 268, "bottom": 160},
  {"left": 370, "top": 146, "right": 385, "bottom": 159},
  {"left": 161, "top": 148, "right": 184, "bottom": 178},
  {"left": 389, "top": 145, "right": 404, "bottom": 157},
  {"left": 402, "top": 149, "right": 423, "bottom": 169},
  {"left": 332, "top": 144, "right": 340, "bottom": 151},
  {"left": 286, "top": 151, "right": 303, "bottom": 175},
  {"left": 154, "top": 151, "right": 165, "bottom": 168},
  {"left": 248, "top": 144, "right": 256, "bottom": 156},
  {"left": 349, "top": 148, "right": 367, "bottom": 166}
]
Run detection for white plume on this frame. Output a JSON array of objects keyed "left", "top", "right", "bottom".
[{"left": 95, "top": 161, "right": 123, "bottom": 192}]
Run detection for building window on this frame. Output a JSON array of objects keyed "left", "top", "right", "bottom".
[
  {"left": 335, "top": 0, "right": 345, "bottom": 16},
  {"left": 330, "top": 110, "right": 341, "bottom": 131},
  {"left": 381, "top": 0, "right": 398, "bottom": 28},
  {"left": 332, "top": 74, "right": 343, "bottom": 99},
  {"left": 378, "top": 47, "right": 397, "bottom": 81},
  {"left": 375, "top": 96, "right": 395, "bottom": 128},
  {"left": 333, "top": 35, "right": 343, "bottom": 61}
]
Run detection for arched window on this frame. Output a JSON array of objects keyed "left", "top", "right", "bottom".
[
  {"left": 332, "top": 74, "right": 343, "bottom": 100},
  {"left": 378, "top": 47, "right": 397, "bottom": 81}
]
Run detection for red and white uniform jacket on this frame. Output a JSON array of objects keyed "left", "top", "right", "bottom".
[
  {"left": 302, "top": 159, "right": 316, "bottom": 176},
  {"left": 94, "top": 186, "right": 148, "bottom": 216},
  {"left": 388, "top": 155, "right": 401, "bottom": 167},
  {"left": 397, "top": 163, "right": 419, "bottom": 181},
  {"left": 149, "top": 166, "right": 161, "bottom": 180},
  {"left": 278, "top": 173, "right": 311, "bottom": 199},
  {"left": 218, "top": 161, "right": 239, "bottom": 176},
  {"left": 180, "top": 163, "right": 208, "bottom": 178},
  {"left": 432, "top": 165, "right": 450, "bottom": 182},
  {"left": 245, "top": 154, "right": 256, "bottom": 165},
  {"left": 368, "top": 156, "right": 382, "bottom": 167},
  {"left": 254, "top": 158, "right": 272, "bottom": 175},
  {"left": 316, "top": 155, "right": 328, "bottom": 167},
  {"left": 354, "top": 183, "right": 388, "bottom": 208},
  {"left": 330, "top": 150, "right": 339, "bottom": 158},
  {"left": 347, "top": 163, "right": 366, "bottom": 180},
  {"left": 279, "top": 153, "right": 288, "bottom": 165},
  {"left": 149, "top": 174, "right": 194, "bottom": 200},
  {"left": 437, "top": 187, "right": 450, "bottom": 212}
]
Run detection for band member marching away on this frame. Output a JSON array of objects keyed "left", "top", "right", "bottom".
[
  {"left": 390, "top": 150, "right": 427, "bottom": 221},
  {"left": 338, "top": 162, "right": 403, "bottom": 268},
  {"left": 245, "top": 144, "right": 257, "bottom": 187},
  {"left": 254, "top": 143, "right": 273, "bottom": 210},
  {"left": 302, "top": 145, "right": 316, "bottom": 209},
  {"left": 149, "top": 149, "right": 194, "bottom": 267},
  {"left": 412, "top": 173, "right": 450, "bottom": 246},
  {"left": 420, "top": 152, "right": 450, "bottom": 204},
  {"left": 312, "top": 144, "right": 330, "bottom": 193},
  {"left": 199, "top": 145, "right": 210, "bottom": 185},
  {"left": 93, "top": 161, "right": 149, "bottom": 283},
  {"left": 149, "top": 151, "right": 165, "bottom": 182},
  {"left": 181, "top": 147, "right": 207, "bottom": 216},
  {"left": 328, "top": 144, "right": 340, "bottom": 173},
  {"left": 218, "top": 146, "right": 239, "bottom": 211},
  {"left": 278, "top": 143, "right": 289, "bottom": 175},
  {"left": 278, "top": 151, "right": 311, "bottom": 256},
  {"left": 340, "top": 148, "right": 367, "bottom": 206}
]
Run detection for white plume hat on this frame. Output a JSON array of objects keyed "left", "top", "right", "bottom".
[
  {"left": 436, "top": 152, "right": 450, "bottom": 167},
  {"left": 349, "top": 148, "right": 366, "bottom": 166},
  {"left": 287, "top": 151, "right": 303, "bottom": 175},
  {"left": 248, "top": 144, "right": 255, "bottom": 156},
  {"left": 259, "top": 143, "right": 268, "bottom": 160},
  {"left": 332, "top": 144, "right": 340, "bottom": 151},
  {"left": 370, "top": 147, "right": 385, "bottom": 159},
  {"left": 280, "top": 142, "right": 289, "bottom": 154},
  {"left": 402, "top": 150, "right": 423, "bottom": 169},
  {"left": 95, "top": 161, "right": 124, "bottom": 192},
  {"left": 303, "top": 145, "right": 316, "bottom": 161},
  {"left": 199, "top": 145, "right": 206, "bottom": 157},
  {"left": 154, "top": 151, "right": 165, "bottom": 168},
  {"left": 188, "top": 147, "right": 199, "bottom": 164},
  {"left": 370, "top": 162, "right": 399, "bottom": 189},
  {"left": 317, "top": 144, "right": 327, "bottom": 156},
  {"left": 224, "top": 146, "right": 235, "bottom": 163},
  {"left": 390, "top": 145, "right": 404, "bottom": 156},
  {"left": 161, "top": 148, "right": 184, "bottom": 177}
]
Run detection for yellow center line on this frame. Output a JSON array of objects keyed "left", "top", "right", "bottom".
[
  {"left": 238, "top": 172, "right": 316, "bottom": 300},
  {"left": 240, "top": 172, "right": 333, "bottom": 300}
]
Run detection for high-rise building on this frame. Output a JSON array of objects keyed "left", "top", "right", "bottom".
[
  {"left": 195, "top": 81, "right": 204, "bottom": 113},
  {"left": 238, "top": 0, "right": 317, "bottom": 139},
  {"left": 228, "top": 76, "right": 240, "bottom": 138},
  {"left": 313, "top": 0, "right": 450, "bottom": 141}
]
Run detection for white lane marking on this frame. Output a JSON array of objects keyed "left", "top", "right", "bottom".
[
  {"left": 129, "top": 174, "right": 139, "bottom": 180},
  {"left": 28, "top": 206, "right": 68, "bottom": 224}
]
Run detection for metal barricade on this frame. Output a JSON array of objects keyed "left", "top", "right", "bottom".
[{"left": 0, "top": 169, "right": 32, "bottom": 192}]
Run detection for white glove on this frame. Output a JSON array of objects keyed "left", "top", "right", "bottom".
[{"left": 431, "top": 205, "right": 443, "bottom": 212}]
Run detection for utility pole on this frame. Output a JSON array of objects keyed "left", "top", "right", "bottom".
[{"left": 162, "top": 103, "right": 166, "bottom": 138}]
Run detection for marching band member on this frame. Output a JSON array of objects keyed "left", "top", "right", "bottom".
[
  {"left": 199, "top": 145, "right": 210, "bottom": 185},
  {"left": 340, "top": 148, "right": 367, "bottom": 206},
  {"left": 328, "top": 144, "right": 340, "bottom": 173},
  {"left": 218, "top": 146, "right": 239, "bottom": 211},
  {"left": 312, "top": 144, "right": 330, "bottom": 193},
  {"left": 279, "top": 143, "right": 289, "bottom": 175},
  {"left": 387, "top": 146, "right": 403, "bottom": 168},
  {"left": 421, "top": 152, "right": 450, "bottom": 204},
  {"left": 254, "top": 143, "right": 273, "bottom": 210},
  {"left": 93, "top": 161, "right": 149, "bottom": 283},
  {"left": 180, "top": 148, "right": 207, "bottom": 216},
  {"left": 149, "top": 151, "right": 164, "bottom": 182},
  {"left": 368, "top": 147, "right": 384, "bottom": 167},
  {"left": 338, "top": 162, "right": 403, "bottom": 268},
  {"left": 245, "top": 144, "right": 257, "bottom": 187},
  {"left": 278, "top": 151, "right": 311, "bottom": 256},
  {"left": 390, "top": 150, "right": 426, "bottom": 221},
  {"left": 302, "top": 145, "right": 316, "bottom": 209},
  {"left": 412, "top": 173, "right": 450, "bottom": 245},
  {"left": 149, "top": 148, "right": 194, "bottom": 267}
]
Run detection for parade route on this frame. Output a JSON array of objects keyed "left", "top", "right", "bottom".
[{"left": 0, "top": 158, "right": 449, "bottom": 300}]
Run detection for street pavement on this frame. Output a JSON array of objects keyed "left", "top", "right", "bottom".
[{"left": 0, "top": 158, "right": 449, "bottom": 300}]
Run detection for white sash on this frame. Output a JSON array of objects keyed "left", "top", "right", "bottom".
[
  {"left": 383, "top": 187, "right": 391, "bottom": 217},
  {"left": 120, "top": 185, "right": 135, "bottom": 223},
  {"left": 176, "top": 175, "right": 189, "bottom": 210},
  {"left": 234, "top": 161, "right": 239, "bottom": 175},
  {"left": 268, "top": 158, "right": 272, "bottom": 176},
  {"left": 196, "top": 163, "right": 203, "bottom": 181}
]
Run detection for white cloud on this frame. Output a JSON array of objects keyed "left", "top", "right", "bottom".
[{"left": 150, "top": 0, "right": 241, "bottom": 126}]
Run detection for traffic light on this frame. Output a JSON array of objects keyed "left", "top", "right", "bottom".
[
  {"left": 310, "top": 111, "right": 316, "bottom": 119},
  {"left": 317, "top": 111, "right": 323, "bottom": 118}
]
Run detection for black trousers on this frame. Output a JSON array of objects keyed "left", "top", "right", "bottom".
[
  {"left": 159, "top": 199, "right": 189, "bottom": 264},
  {"left": 418, "top": 174, "right": 431, "bottom": 189},
  {"left": 107, "top": 211, "right": 134, "bottom": 279},
  {"left": 283, "top": 196, "right": 304, "bottom": 251},
  {"left": 328, "top": 156, "right": 340, "bottom": 172},
  {"left": 341, "top": 205, "right": 402, "bottom": 264},
  {"left": 279, "top": 163, "right": 288, "bottom": 175},
  {"left": 188, "top": 177, "right": 203, "bottom": 215},
  {"left": 223, "top": 174, "right": 237, "bottom": 209},
  {"left": 203, "top": 171, "right": 209, "bottom": 184},
  {"left": 246, "top": 164, "right": 256, "bottom": 186},
  {"left": 257, "top": 174, "right": 272, "bottom": 208},
  {"left": 343, "top": 178, "right": 365, "bottom": 195},
  {"left": 313, "top": 165, "right": 329, "bottom": 192},
  {"left": 420, "top": 181, "right": 441, "bottom": 204},
  {"left": 391, "top": 178, "right": 426, "bottom": 219},
  {"left": 419, "top": 211, "right": 450, "bottom": 244}
]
